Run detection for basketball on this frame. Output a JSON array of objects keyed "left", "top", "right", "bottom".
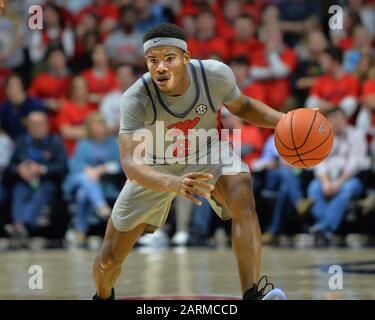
[{"left": 274, "top": 108, "right": 334, "bottom": 168}]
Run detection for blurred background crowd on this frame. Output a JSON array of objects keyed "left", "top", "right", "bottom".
[{"left": 1, "top": 0, "right": 375, "bottom": 250}]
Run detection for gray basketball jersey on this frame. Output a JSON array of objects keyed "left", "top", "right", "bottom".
[{"left": 119, "top": 59, "right": 241, "bottom": 164}]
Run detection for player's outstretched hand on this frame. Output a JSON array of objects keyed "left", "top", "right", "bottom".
[{"left": 171, "top": 172, "right": 215, "bottom": 206}]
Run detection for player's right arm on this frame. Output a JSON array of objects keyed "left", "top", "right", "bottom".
[{"left": 119, "top": 133, "right": 214, "bottom": 205}]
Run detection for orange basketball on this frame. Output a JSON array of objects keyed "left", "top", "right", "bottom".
[{"left": 274, "top": 108, "right": 334, "bottom": 168}]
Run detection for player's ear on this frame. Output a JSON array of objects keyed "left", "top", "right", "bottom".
[{"left": 183, "top": 51, "right": 191, "bottom": 64}]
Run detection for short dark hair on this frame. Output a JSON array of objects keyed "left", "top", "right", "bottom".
[
  {"left": 4, "top": 73, "right": 24, "bottom": 90},
  {"left": 45, "top": 44, "right": 66, "bottom": 60},
  {"left": 143, "top": 23, "right": 187, "bottom": 43},
  {"left": 324, "top": 46, "right": 343, "bottom": 64}
]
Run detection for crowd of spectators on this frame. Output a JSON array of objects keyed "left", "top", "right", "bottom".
[{"left": 1, "top": 0, "right": 375, "bottom": 250}]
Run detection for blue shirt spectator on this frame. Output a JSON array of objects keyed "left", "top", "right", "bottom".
[
  {"left": 63, "top": 112, "right": 121, "bottom": 247},
  {"left": 7, "top": 111, "right": 67, "bottom": 244}
]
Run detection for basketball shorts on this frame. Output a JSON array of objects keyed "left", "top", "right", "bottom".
[{"left": 111, "top": 145, "right": 250, "bottom": 234}]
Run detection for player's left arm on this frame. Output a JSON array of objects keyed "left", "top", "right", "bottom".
[{"left": 225, "top": 94, "right": 284, "bottom": 129}]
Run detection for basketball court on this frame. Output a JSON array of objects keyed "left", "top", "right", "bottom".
[{"left": 1, "top": 246, "right": 374, "bottom": 300}]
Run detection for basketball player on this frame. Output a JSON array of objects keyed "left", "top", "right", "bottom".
[{"left": 92, "top": 23, "right": 287, "bottom": 300}]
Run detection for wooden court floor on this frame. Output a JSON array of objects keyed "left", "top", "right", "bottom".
[{"left": 0, "top": 247, "right": 375, "bottom": 300}]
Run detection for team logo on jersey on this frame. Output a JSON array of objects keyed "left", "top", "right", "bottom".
[{"left": 195, "top": 104, "right": 207, "bottom": 115}]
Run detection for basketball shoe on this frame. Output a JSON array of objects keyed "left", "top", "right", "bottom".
[{"left": 243, "top": 276, "right": 287, "bottom": 300}]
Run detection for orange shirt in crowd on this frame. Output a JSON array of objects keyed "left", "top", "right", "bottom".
[
  {"left": 251, "top": 46, "right": 298, "bottom": 109},
  {"left": 56, "top": 101, "right": 97, "bottom": 155},
  {"left": 310, "top": 73, "right": 359, "bottom": 105},
  {"left": 81, "top": 68, "right": 118, "bottom": 103},
  {"left": 188, "top": 37, "right": 229, "bottom": 61}
]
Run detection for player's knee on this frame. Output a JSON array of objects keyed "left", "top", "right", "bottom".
[{"left": 98, "top": 246, "right": 124, "bottom": 270}]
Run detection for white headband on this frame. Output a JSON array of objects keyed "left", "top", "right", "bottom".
[{"left": 143, "top": 37, "right": 187, "bottom": 53}]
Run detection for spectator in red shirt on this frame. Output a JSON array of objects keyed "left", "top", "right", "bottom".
[
  {"left": 188, "top": 10, "right": 229, "bottom": 62},
  {"left": 229, "top": 56, "right": 265, "bottom": 102},
  {"left": 0, "top": 67, "right": 12, "bottom": 103},
  {"left": 306, "top": 47, "right": 360, "bottom": 118},
  {"left": 81, "top": 44, "right": 117, "bottom": 106},
  {"left": 249, "top": 24, "right": 298, "bottom": 110},
  {"left": 355, "top": 54, "right": 375, "bottom": 152},
  {"left": 216, "top": 0, "right": 243, "bottom": 41},
  {"left": 29, "top": 47, "right": 72, "bottom": 132},
  {"left": 221, "top": 107, "right": 264, "bottom": 169},
  {"left": 228, "top": 14, "right": 262, "bottom": 63},
  {"left": 57, "top": 76, "right": 96, "bottom": 156},
  {"left": 29, "top": 3, "right": 75, "bottom": 64}
]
